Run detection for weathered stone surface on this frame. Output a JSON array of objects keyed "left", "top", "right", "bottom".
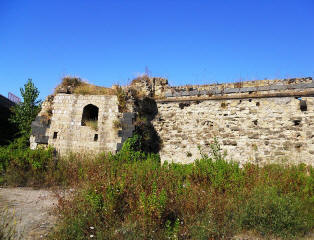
[
  {"left": 152, "top": 96, "right": 314, "bottom": 165},
  {"left": 223, "top": 140, "right": 237, "bottom": 146},
  {"left": 30, "top": 94, "right": 134, "bottom": 155},
  {"left": 166, "top": 77, "right": 314, "bottom": 99},
  {"left": 30, "top": 77, "right": 314, "bottom": 166}
]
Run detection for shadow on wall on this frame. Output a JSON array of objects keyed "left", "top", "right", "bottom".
[{"left": 134, "top": 97, "right": 162, "bottom": 154}]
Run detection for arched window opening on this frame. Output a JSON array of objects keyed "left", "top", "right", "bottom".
[{"left": 81, "top": 104, "right": 99, "bottom": 130}]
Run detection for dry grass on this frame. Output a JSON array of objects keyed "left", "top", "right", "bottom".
[
  {"left": 53, "top": 76, "right": 83, "bottom": 94},
  {"left": 74, "top": 83, "right": 115, "bottom": 95},
  {"left": 84, "top": 120, "right": 98, "bottom": 131},
  {"left": 40, "top": 105, "right": 53, "bottom": 125},
  {"left": 113, "top": 119, "right": 122, "bottom": 129},
  {"left": 116, "top": 87, "right": 128, "bottom": 112},
  {"left": 60, "top": 76, "right": 83, "bottom": 87},
  {"left": 0, "top": 208, "right": 22, "bottom": 240},
  {"left": 54, "top": 76, "right": 115, "bottom": 95},
  {"left": 48, "top": 151, "right": 314, "bottom": 240},
  {"left": 234, "top": 81, "right": 244, "bottom": 88},
  {"left": 130, "top": 74, "right": 150, "bottom": 85}
]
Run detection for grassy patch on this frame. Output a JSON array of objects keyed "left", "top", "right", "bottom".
[
  {"left": 54, "top": 76, "right": 115, "bottom": 95},
  {"left": 47, "top": 139, "right": 313, "bottom": 239},
  {"left": 73, "top": 83, "right": 115, "bottom": 95},
  {"left": 0, "top": 208, "right": 22, "bottom": 240},
  {"left": 1, "top": 137, "right": 313, "bottom": 239},
  {"left": 0, "top": 137, "right": 66, "bottom": 187}
]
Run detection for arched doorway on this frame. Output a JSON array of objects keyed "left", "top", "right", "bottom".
[{"left": 81, "top": 104, "right": 99, "bottom": 127}]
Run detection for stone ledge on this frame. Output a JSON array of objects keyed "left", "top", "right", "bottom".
[
  {"left": 158, "top": 89, "right": 314, "bottom": 103},
  {"left": 164, "top": 82, "right": 314, "bottom": 98}
]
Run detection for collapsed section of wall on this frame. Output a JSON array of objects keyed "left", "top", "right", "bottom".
[{"left": 153, "top": 96, "right": 314, "bottom": 165}]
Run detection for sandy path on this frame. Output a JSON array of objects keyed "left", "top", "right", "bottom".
[{"left": 0, "top": 187, "right": 58, "bottom": 239}]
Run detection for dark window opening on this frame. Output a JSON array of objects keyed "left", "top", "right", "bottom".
[
  {"left": 293, "top": 120, "right": 301, "bottom": 126},
  {"left": 179, "top": 102, "right": 190, "bottom": 109},
  {"left": 81, "top": 104, "right": 99, "bottom": 126},
  {"left": 94, "top": 134, "right": 98, "bottom": 141},
  {"left": 253, "top": 120, "right": 258, "bottom": 126},
  {"left": 249, "top": 99, "right": 252, "bottom": 102},
  {"left": 256, "top": 102, "right": 260, "bottom": 106},
  {"left": 300, "top": 100, "right": 307, "bottom": 111},
  {"left": 239, "top": 100, "right": 242, "bottom": 103},
  {"left": 53, "top": 132, "right": 58, "bottom": 139}
]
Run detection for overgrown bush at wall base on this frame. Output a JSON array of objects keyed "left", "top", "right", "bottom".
[
  {"left": 0, "top": 137, "right": 313, "bottom": 239},
  {"left": 49, "top": 154, "right": 313, "bottom": 239},
  {"left": 0, "top": 138, "right": 56, "bottom": 186}
]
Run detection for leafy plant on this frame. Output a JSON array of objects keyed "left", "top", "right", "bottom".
[
  {"left": 9, "top": 79, "right": 41, "bottom": 138},
  {"left": 116, "top": 86, "right": 128, "bottom": 112},
  {"left": 241, "top": 186, "right": 313, "bottom": 238},
  {"left": 48, "top": 144, "right": 313, "bottom": 239},
  {"left": 1, "top": 136, "right": 312, "bottom": 239},
  {"left": 113, "top": 119, "right": 122, "bottom": 129}
]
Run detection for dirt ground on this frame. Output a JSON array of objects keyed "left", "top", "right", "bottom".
[{"left": 0, "top": 187, "right": 58, "bottom": 240}]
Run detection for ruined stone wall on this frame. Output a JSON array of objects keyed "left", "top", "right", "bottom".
[
  {"left": 152, "top": 96, "right": 314, "bottom": 165},
  {"left": 31, "top": 94, "right": 134, "bottom": 155},
  {"left": 30, "top": 77, "right": 314, "bottom": 165}
]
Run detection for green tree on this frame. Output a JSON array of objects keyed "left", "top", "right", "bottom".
[{"left": 10, "top": 79, "right": 41, "bottom": 137}]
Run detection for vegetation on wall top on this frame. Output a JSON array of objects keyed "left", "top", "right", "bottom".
[{"left": 54, "top": 76, "right": 116, "bottom": 95}]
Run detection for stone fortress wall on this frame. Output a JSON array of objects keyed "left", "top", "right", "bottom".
[
  {"left": 152, "top": 77, "right": 314, "bottom": 165},
  {"left": 30, "top": 94, "right": 134, "bottom": 155},
  {"left": 153, "top": 96, "right": 314, "bottom": 165},
  {"left": 31, "top": 76, "right": 314, "bottom": 165}
]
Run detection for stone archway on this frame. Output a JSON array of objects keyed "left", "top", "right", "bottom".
[{"left": 81, "top": 104, "right": 99, "bottom": 126}]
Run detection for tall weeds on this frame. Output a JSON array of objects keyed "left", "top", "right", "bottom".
[
  {"left": 0, "top": 208, "right": 22, "bottom": 240},
  {"left": 48, "top": 140, "right": 313, "bottom": 239},
  {"left": 0, "top": 138, "right": 313, "bottom": 239}
]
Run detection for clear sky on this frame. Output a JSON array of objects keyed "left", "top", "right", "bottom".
[{"left": 1, "top": 0, "right": 314, "bottom": 100}]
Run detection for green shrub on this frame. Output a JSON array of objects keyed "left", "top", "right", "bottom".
[
  {"left": 241, "top": 185, "right": 313, "bottom": 238},
  {"left": 3, "top": 147, "right": 55, "bottom": 187},
  {"left": 2, "top": 137, "right": 312, "bottom": 239},
  {"left": 48, "top": 143, "right": 313, "bottom": 239},
  {"left": 0, "top": 137, "right": 58, "bottom": 187}
]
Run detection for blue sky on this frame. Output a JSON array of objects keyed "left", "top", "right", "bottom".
[{"left": 1, "top": 0, "right": 314, "bottom": 100}]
